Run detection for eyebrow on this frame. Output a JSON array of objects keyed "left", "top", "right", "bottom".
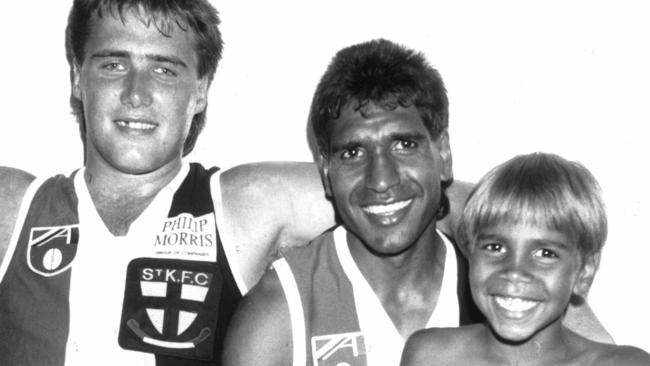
[
  {"left": 330, "top": 131, "right": 428, "bottom": 153},
  {"left": 89, "top": 50, "right": 188, "bottom": 69},
  {"left": 475, "top": 232, "right": 572, "bottom": 250}
]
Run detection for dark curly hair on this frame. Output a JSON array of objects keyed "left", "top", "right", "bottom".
[{"left": 310, "top": 39, "right": 452, "bottom": 220}]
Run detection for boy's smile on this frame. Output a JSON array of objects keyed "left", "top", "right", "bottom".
[{"left": 469, "top": 222, "right": 586, "bottom": 342}]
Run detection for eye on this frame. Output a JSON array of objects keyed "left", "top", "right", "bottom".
[
  {"left": 153, "top": 67, "right": 177, "bottom": 77},
  {"left": 394, "top": 139, "right": 417, "bottom": 151},
  {"left": 533, "top": 248, "right": 559, "bottom": 259},
  {"left": 102, "top": 62, "right": 126, "bottom": 72},
  {"left": 340, "top": 147, "right": 364, "bottom": 160},
  {"left": 481, "top": 242, "right": 505, "bottom": 253}
]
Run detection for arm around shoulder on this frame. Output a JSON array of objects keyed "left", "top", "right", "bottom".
[
  {"left": 222, "top": 267, "right": 292, "bottom": 366},
  {"left": 219, "top": 162, "right": 335, "bottom": 287},
  {"left": 0, "top": 167, "right": 35, "bottom": 263}
]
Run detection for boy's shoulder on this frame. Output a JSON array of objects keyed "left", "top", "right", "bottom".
[
  {"left": 588, "top": 343, "right": 650, "bottom": 365},
  {"left": 401, "top": 324, "right": 485, "bottom": 366},
  {"left": 564, "top": 330, "right": 650, "bottom": 365}
]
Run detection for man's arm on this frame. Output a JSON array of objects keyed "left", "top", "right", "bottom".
[
  {"left": 0, "top": 167, "right": 35, "bottom": 263},
  {"left": 222, "top": 268, "right": 292, "bottom": 366},
  {"left": 219, "top": 162, "right": 335, "bottom": 289},
  {"left": 219, "top": 162, "right": 476, "bottom": 289}
]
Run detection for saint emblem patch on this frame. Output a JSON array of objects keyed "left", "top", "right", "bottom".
[
  {"left": 312, "top": 332, "right": 367, "bottom": 366},
  {"left": 27, "top": 225, "right": 79, "bottom": 277},
  {"left": 119, "top": 258, "right": 222, "bottom": 360}
]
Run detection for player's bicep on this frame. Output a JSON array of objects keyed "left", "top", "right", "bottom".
[{"left": 223, "top": 268, "right": 291, "bottom": 366}]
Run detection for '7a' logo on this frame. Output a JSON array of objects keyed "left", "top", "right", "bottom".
[{"left": 27, "top": 225, "right": 79, "bottom": 277}]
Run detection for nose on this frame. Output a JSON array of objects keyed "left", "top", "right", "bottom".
[
  {"left": 365, "top": 152, "right": 400, "bottom": 193},
  {"left": 120, "top": 70, "right": 153, "bottom": 108},
  {"left": 499, "top": 252, "right": 533, "bottom": 284}
]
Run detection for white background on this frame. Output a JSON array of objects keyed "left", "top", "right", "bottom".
[{"left": 1, "top": 0, "right": 648, "bottom": 351}]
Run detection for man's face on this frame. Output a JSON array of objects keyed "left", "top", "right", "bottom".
[
  {"left": 469, "top": 222, "right": 592, "bottom": 343},
  {"left": 72, "top": 10, "right": 208, "bottom": 175},
  {"left": 319, "top": 102, "right": 452, "bottom": 255}
]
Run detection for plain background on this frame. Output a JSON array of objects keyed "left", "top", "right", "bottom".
[{"left": 1, "top": 0, "right": 648, "bottom": 352}]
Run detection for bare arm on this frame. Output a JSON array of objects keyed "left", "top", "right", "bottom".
[
  {"left": 219, "top": 162, "right": 335, "bottom": 288},
  {"left": 0, "top": 167, "right": 35, "bottom": 263},
  {"left": 220, "top": 162, "right": 475, "bottom": 288},
  {"left": 222, "top": 268, "right": 292, "bottom": 366}
]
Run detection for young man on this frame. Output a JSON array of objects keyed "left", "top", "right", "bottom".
[
  {"left": 223, "top": 39, "right": 613, "bottom": 366},
  {"left": 0, "top": 1, "right": 336, "bottom": 365},
  {"left": 401, "top": 153, "right": 650, "bottom": 365}
]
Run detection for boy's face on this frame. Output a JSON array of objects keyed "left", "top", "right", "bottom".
[
  {"left": 72, "top": 9, "right": 208, "bottom": 175},
  {"left": 319, "top": 102, "right": 452, "bottom": 255},
  {"left": 469, "top": 222, "right": 594, "bottom": 342}
]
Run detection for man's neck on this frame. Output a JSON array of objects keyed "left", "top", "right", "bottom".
[
  {"left": 84, "top": 160, "right": 183, "bottom": 236},
  {"left": 347, "top": 223, "right": 447, "bottom": 339}
]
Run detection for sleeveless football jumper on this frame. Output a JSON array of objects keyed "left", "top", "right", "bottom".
[
  {"left": 275, "top": 226, "right": 483, "bottom": 366},
  {"left": 0, "top": 163, "right": 242, "bottom": 366}
]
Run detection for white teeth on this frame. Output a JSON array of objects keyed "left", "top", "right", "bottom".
[
  {"left": 363, "top": 199, "right": 412, "bottom": 215},
  {"left": 494, "top": 296, "right": 538, "bottom": 312},
  {"left": 116, "top": 120, "right": 156, "bottom": 130}
]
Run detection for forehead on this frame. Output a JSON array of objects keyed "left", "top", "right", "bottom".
[
  {"left": 328, "top": 102, "right": 428, "bottom": 146},
  {"left": 83, "top": 8, "right": 199, "bottom": 68}
]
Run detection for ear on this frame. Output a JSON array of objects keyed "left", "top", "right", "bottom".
[
  {"left": 72, "top": 63, "right": 82, "bottom": 100},
  {"left": 193, "top": 77, "right": 209, "bottom": 115},
  {"left": 573, "top": 252, "right": 601, "bottom": 297},
  {"left": 317, "top": 152, "right": 333, "bottom": 198},
  {"left": 436, "top": 129, "right": 453, "bottom": 182}
]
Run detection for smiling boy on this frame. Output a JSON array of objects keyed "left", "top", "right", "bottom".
[{"left": 400, "top": 153, "right": 650, "bottom": 365}]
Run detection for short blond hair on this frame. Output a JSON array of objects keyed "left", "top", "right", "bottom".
[{"left": 457, "top": 152, "right": 607, "bottom": 259}]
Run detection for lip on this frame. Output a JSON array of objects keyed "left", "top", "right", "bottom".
[
  {"left": 360, "top": 198, "right": 413, "bottom": 226},
  {"left": 491, "top": 295, "right": 542, "bottom": 319},
  {"left": 114, "top": 118, "right": 158, "bottom": 132}
]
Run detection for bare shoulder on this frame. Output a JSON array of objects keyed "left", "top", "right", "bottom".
[
  {"left": 223, "top": 266, "right": 291, "bottom": 366},
  {"left": 0, "top": 167, "right": 36, "bottom": 261},
  {"left": 592, "top": 343, "right": 650, "bottom": 365},
  {"left": 438, "top": 178, "right": 474, "bottom": 238},
  {"left": 401, "top": 325, "right": 481, "bottom": 366}
]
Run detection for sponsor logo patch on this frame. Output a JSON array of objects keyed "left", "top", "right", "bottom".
[
  {"left": 119, "top": 258, "right": 222, "bottom": 360},
  {"left": 27, "top": 225, "right": 79, "bottom": 277},
  {"left": 312, "top": 332, "right": 367, "bottom": 366},
  {"left": 151, "top": 213, "right": 217, "bottom": 262}
]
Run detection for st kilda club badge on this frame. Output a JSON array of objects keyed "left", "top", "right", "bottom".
[{"left": 118, "top": 257, "right": 222, "bottom": 360}]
